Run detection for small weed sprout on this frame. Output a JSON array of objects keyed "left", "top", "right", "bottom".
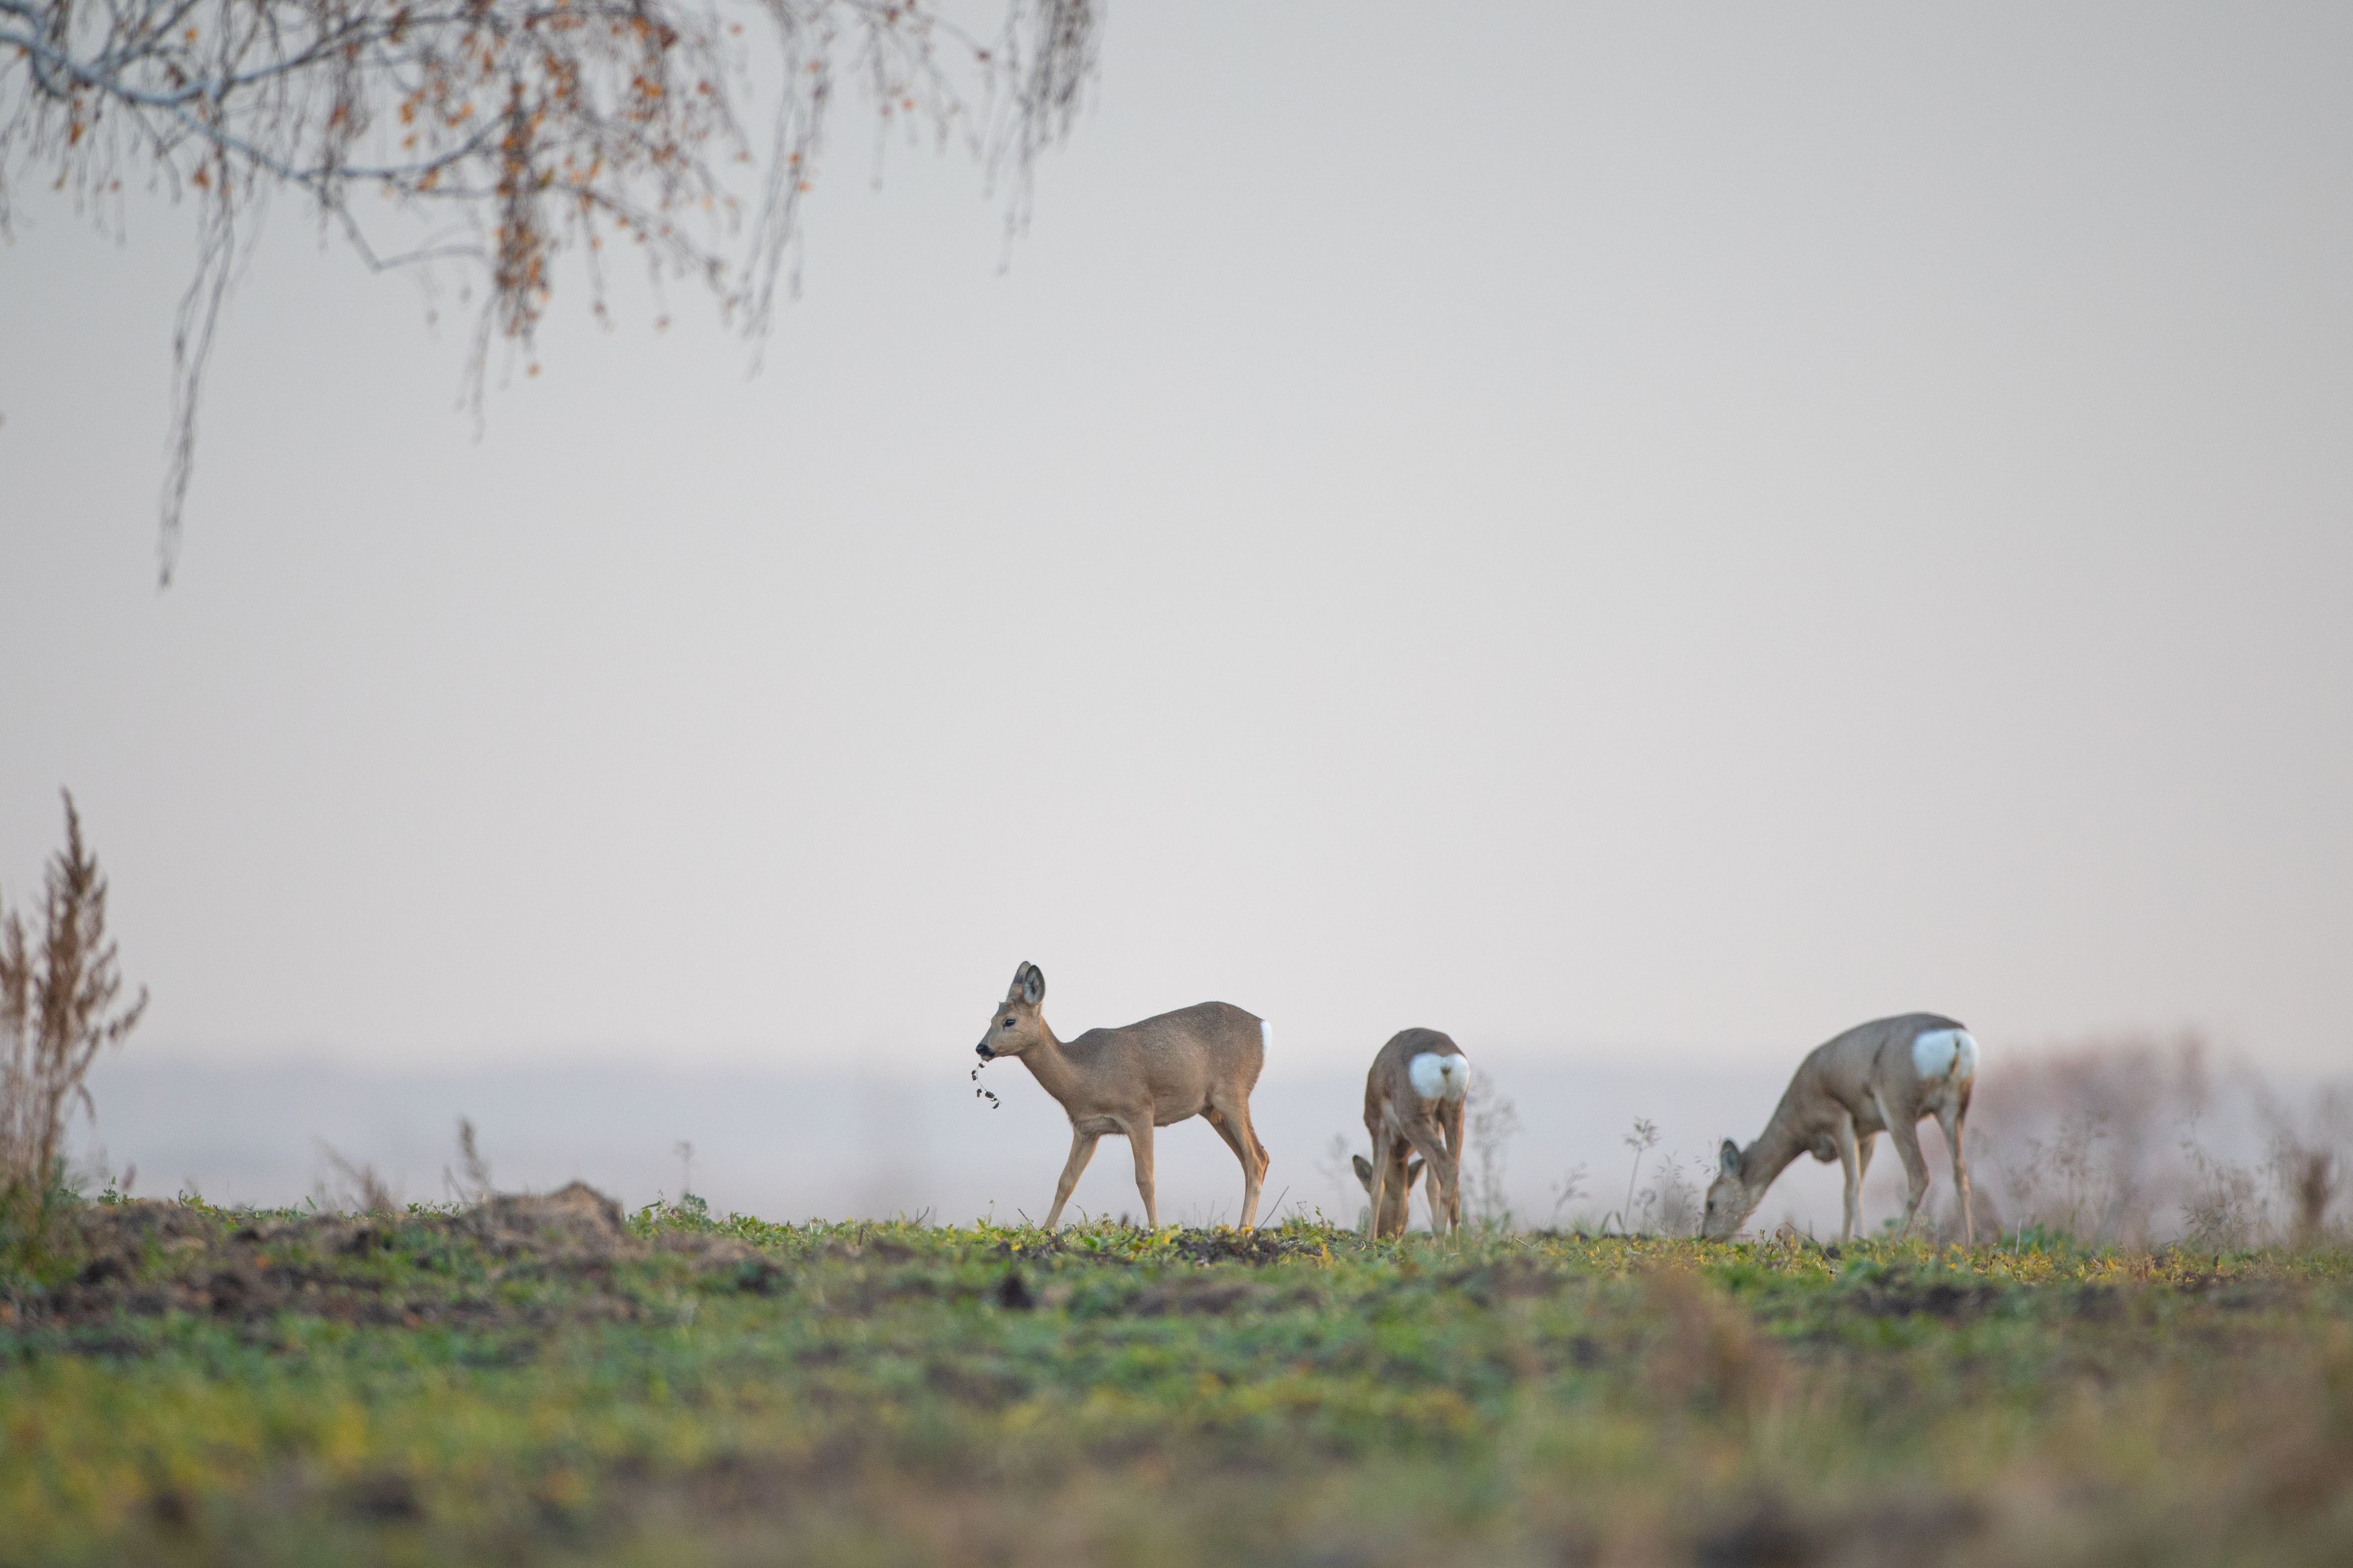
[
  {"left": 1607, "top": 1118, "right": 1661, "bottom": 1234},
  {"left": 98, "top": 1164, "right": 136, "bottom": 1204},
  {"left": 1548, "top": 1163, "right": 1590, "bottom": 1231},
  {"left": 1, "top": 792, "right": 148, "bottom": 1261}
]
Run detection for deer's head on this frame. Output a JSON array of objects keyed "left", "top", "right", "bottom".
[
  {"left": 1352, "top": 1153, "right": 1425, "bottom": 1238},
  {"left": 1701, "top": 1139, "right": 1765, "bottom": 1240},
  {"left": 975, "top": 962, "right": 1049, "bottom": 1061}
]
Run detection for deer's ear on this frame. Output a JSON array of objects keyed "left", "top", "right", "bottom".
[
  {"left": 1351, "top": 1155, "right": 1373, "bottom": 1188},
  {"left": 1021, "top": 964, "right": 1045, "bottom": 1006},
  {"left": 1718, "top": 1139, "right": 1743, "bottom": 1179},
  {"left": 1405, "top": 1157, "right": 1425, "bottom": 1189}
]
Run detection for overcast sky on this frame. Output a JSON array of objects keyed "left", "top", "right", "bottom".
[{"left": 4, "top": 3, "right": 2350, "bottom": 1084}]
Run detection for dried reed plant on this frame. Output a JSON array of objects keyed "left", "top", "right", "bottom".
[
  {"left": 314, "top": 1141, "right": 399, "bottom": 1214},
  {"left": 448, "top": 1116, "right": 495, "bottom": 1205},
  {"left": 1, "top": 792, "right": 149, "bottom": 1255},
  {"left": 2286, "top": 1148, "right": 2338, "bottom": 1248}
]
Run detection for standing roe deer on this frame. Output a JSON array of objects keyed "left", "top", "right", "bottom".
[
  {"left": 1700, "top": 1013, "right": 1979, "bottom": 1244},
  {"left": 973, "top": 962, "right": 1269, "bottom": 1229},
  {"left": 1361, "top": 1028, "right": 1468, "bottom": 1239}
]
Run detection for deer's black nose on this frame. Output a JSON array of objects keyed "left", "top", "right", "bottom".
[{"left": 975, "top": 1042, "right": 994, "bottom": 1061}]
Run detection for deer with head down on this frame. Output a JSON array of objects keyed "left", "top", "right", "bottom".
[
  {"left": 1360, "top": 1028, "right": 1468, "bottom": 1239},
  {"left": 1352, "top": 1150, "right": 1424, "bottom": 1239},
  {"left": 1700, "top": 1013, "right": 1979, "bottom": 1244},
  {"left": 973, "top": 962, "right": 1269, "bottom": 1229}
]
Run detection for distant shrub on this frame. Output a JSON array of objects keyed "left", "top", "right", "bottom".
[
  {"left": 1, "top": 792, "right": 148, "bottom": 1265},
  {"left": 1547, "top": 1162, "right": 1591, "bottom": 1231},
  {"left": 1969, "top": 1036, "right": 2350, "bottom": 1249}
]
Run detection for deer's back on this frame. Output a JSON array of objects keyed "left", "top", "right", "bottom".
[
  {"left": 1371, "top": 1027, "right": 1460, "bottom": 1075},
  {"left": 1799, "top": 1012, "right": 1970, "bottom": 1108},
  {"left": 1073, "top": 1001, "right": 1265, "bottom": 1106}
]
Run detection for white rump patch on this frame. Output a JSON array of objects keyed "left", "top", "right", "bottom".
[
  {"left": 1260, "top": 1018, "right": 1271, "bottom": 1056},
  {"left": 1410, "top": 1052, "right": 1470, "bottom": 1102},
  {"left": 1912, "top": 1028, "right": 1979, "bottom": 1083}
]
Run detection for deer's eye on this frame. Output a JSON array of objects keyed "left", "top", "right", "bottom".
[{"left": 1001, "top": 1018, "right": 1015, "bottom": 1028}]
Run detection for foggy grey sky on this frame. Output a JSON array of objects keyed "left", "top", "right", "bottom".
[{"left": 5, "top": 3, "right": 2350, "bottom": 1083}]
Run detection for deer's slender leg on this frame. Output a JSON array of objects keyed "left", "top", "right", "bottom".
[
  {"left": 1363, "top": 1120, "right": 1392, "bottom": 1242},
  {"left": 1203, "top": 1102, "right": 1265, "bottom": 1228},
  {"left": 1045, "top": 1128, "right": 1101, "bottom": 1229},
  {"left": 1939, "top": 1094, "right": 1975, "bottom": 1246},
  {"left": 1439, "top": 1097, "right": 1466, "bottom": 1233},
  {"left": 1835, "top": 1114, "right": 1862, "bottom": 1242},
  {"left": 1203, "top": 1105, "right": 1248, "bottom": 1163},
  {"left": 1229, "top": 1099, "right": 1267, "bottom": 1228},
  {"left": 1125, "top": 1118, "right": 1158, "bottom": 1229},
  {"left": 1396, "top": 1115, "right": 1460, "bottom": 1235},
  {"left": 1884, "top": 1110, "right": 1933, "bottom": 1237}
]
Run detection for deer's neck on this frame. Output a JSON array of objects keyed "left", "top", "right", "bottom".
[
  {"left": 1018, "top": 1024, "right": 1086, "bottom": 1108},
  {"left": 1744, "top": 1110, "right": 1812, "bottom": 1191}
]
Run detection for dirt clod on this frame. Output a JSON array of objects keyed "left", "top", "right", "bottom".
[
  {"left": 344, "top": 1471, "right": 424, "bottom": 1521},
  {"left": 993, "top": 1270, "right": 1036, "bottom": 1311},
  {"left": 1696, "top": 1497, "right": 1815, "bottom": 1568}
]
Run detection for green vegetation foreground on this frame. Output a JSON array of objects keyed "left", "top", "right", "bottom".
[{"left": 3, "top": 1192, "right": 2350, "bottom": 1567}]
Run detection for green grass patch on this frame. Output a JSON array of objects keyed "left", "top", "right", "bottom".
[{"left": 3, "top": 1195, "right": 2349, "bottom": 1565}]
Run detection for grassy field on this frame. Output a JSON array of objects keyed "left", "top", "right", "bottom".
[{"left": 1, "top": 1190, "right": 2349, "bottom": 1567}]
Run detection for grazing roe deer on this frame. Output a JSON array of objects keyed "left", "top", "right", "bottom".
[
  {"left": 1361, "top": 1028, "right": 1469, "bottom": 1239},
  {"left": 1352, "top": 1151, "right": 1425, "bottom": 1239},
  {"left": 1701, "top": 1013, "right": 1979, "bottom": 1244},
  {"left": 973, "top": 962, "right": 1269, "bottom": 1229}
]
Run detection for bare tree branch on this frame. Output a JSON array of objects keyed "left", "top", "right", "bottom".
[{"left": 1, "top": 0, "right": 1101, "bottom": 581}]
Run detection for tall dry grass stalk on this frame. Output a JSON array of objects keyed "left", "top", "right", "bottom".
[
  {"left": 1, "top": 792, "right": 148, "bottom": 1253},
  {"left": 1467, "top": 1067, "right": 1521, "bottom": 1230}
]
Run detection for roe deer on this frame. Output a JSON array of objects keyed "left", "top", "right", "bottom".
[
  {"left": 1361, "top": 1028, "right": 1468, "bottom": 1239},
  {"left": 1701, "top": 1013, "right": 1979, "bottom": 1244},
  {"left": 1352, "top": 1151, "right": 1425, "bottom": 1239},
  {"left": 973, "top": 962, "right": 1269, "bottom": 1229}
]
